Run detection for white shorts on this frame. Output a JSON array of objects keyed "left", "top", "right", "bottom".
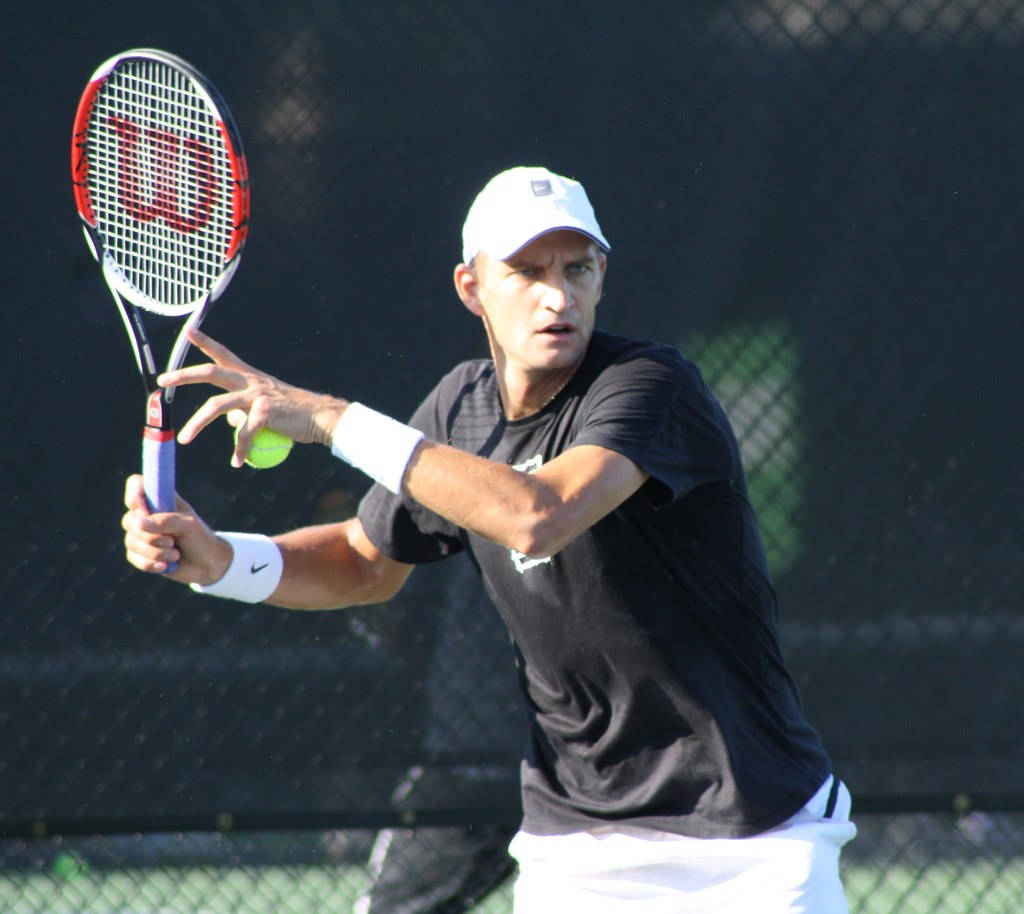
[{"left": 509, "top": 776, "right": 856, "bottom": 914}]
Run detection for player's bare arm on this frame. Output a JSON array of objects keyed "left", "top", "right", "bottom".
[
  {"left": 122, "top": 474, "right": 411, "bottom": 609},
  {"left": 269, "top": 520, "right": 412, "bottom": 609},
  {"left": 404, "top": 441, "right": 648, "bottom": 559},
  {"left": 163, "top": 331, "right": 649, "bottom": 561}
]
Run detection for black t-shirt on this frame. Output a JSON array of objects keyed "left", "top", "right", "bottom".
[{"left": 359, "top": 330, "right": 831, "bottom": 838}]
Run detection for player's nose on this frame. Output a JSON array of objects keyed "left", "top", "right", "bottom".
[{"left": 540, "top": 277, "right": 573, "bottom": 311}]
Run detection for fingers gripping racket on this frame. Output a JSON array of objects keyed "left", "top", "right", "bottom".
[{"left": 71, "top": 49, "right": 249, "bottom": 560}]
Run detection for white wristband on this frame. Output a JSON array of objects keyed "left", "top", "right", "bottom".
[
  {"left": 331, "top": 402, "right": 425, "bottom": 494},
  {"left": 189, "top": 532, "right": 283, "bottom": 603}
]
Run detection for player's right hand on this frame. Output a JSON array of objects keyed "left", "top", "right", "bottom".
[{"left": 121, "top": 474, "right": 232, "bottom": 584}]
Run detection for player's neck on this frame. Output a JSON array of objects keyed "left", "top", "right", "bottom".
[{"left": 498, "top": 364, "right": 577, "bottom": 420}]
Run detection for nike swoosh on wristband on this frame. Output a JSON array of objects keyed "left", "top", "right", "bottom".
[{"left": 251, "top": 562, "right": 268, "bottom": 574}]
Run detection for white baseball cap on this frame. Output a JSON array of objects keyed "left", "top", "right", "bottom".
[{"left": 461, "top": 166, "right": 610, "bottom": 264}]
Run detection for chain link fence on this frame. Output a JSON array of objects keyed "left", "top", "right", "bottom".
[
  {"left": 3, "top": 813, "right": 1024, "bottom": 913},
  {"left": 3, "top": 0, "right": 1024, "bottom": 910}
]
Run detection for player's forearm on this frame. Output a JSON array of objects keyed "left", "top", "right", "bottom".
[
  {"left": 266, "top": 522, "right": 410, "bottom": 610},
  {"left": 402, "top": 441, "right": 570, "bottom": 559},
  {"left": 323, "top": 404, "right": 645, "bottom": 560}
]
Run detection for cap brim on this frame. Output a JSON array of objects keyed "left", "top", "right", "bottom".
[{"left": 487, "top": 224, "right": 611, "bottom": 261}]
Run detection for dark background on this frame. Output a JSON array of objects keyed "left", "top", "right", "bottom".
[{"left": 3, "top": 0, "right": 1023, "bottom": 834}]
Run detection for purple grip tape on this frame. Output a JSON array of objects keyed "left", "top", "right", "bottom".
[{"left": 142, "top": 429, "right": 177, "bottom": 573}]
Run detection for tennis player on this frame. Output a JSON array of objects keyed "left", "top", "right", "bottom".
[{"left": 122, "top": 166, "right": 856, "bottom": 912}]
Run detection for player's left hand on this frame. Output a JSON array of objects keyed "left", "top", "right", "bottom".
[{"left": 159, "top": 329, "right": 347, "bottom": 464}]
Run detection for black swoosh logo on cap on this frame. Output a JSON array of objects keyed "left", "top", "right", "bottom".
[{"left": 251, "top": 562, "right": 268, "bottom": 574}]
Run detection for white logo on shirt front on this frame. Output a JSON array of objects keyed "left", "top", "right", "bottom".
[{"left": 510, "top": 455, "right": 552, "bottom": 574}]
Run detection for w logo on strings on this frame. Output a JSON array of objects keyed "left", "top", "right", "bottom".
[{"left": 109, "top": 116, "right": 219, "bottom": 232}]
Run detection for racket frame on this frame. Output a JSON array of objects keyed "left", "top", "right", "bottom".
[{"left": 72, "top": 49, "right": 249, "bottom": 561}]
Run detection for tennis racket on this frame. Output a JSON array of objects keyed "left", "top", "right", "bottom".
[{"left": 71, "top": 49, "right": 249, "bottom": 564}]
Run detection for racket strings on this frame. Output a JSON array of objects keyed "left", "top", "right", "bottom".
[{"left": 86, "top": 59, "right": 241, "bottom": 313}]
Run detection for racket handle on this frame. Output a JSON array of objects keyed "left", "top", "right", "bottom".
[{"left": 143, "top": 427, "right": 178, "bottom": 573}]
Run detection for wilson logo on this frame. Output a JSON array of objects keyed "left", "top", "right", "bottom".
[
  {"left": 146, "top": 390, "right": 164, "bottom": 427},
  {"left": 110, "top": 116, "right": 219, "bottom": 232}
]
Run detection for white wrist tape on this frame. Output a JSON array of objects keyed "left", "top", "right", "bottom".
[
  {"left": 331, "top": 402, "right": 425, "bottom": 494},
  {"left": 189, "top": 532, "right": 283, "bottom": 603}
]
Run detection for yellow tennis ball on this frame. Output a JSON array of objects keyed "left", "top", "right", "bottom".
[{"left": 238, "top": 426, "right": 293, "bottom": 469}]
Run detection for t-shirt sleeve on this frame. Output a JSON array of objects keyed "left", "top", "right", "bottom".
[
  {"left": 357, "top": 379, "right": 466, "bottom": 564},
  {"left": 571, "top": 347, "right": 741, "bottom": 506}
]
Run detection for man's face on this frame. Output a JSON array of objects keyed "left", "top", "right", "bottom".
[{"left": 466, "top": 230, "right": 606, "bottom": 377}]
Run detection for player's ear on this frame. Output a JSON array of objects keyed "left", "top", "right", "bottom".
[
  {"left": 595, "top": 250, "right": 607, "bottom": 304},
  {"left": 454, "top": 261, "right": 484, "bottom": 316}
]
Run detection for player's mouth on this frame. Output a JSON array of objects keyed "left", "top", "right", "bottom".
[{"left": 538, "top": 322, "right": 575, "bottom": 336}]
